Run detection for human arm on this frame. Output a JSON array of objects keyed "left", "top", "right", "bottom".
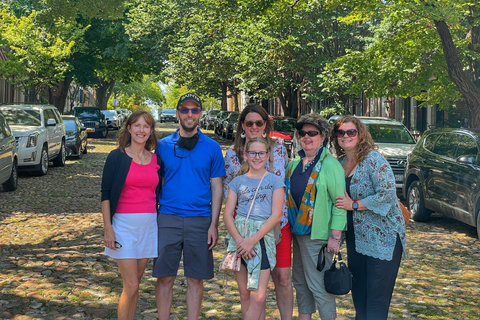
[
  {"left": 101, "top": 200, "right": 116, "bottom": 250},
  {"left": 208, "top": 176, "right": 223, "bottom": 250},
  {"left": 223, "top": 147, "right": 239, "bottom": 199}
]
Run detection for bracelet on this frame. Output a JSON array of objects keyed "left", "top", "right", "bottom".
[{"left": 330, "top": 235, "right": 341, "bottom": 242}]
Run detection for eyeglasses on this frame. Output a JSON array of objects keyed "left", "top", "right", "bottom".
[
  {"left": 335, "top": 129, "right": 358, "bottom": 138},
  {"left": 247, "top": 151, "right": 268, "bottom": 159},
  {"left": 178, "top": 107, "right": 201, "bottom": 114},
  {"left": 298, "top": 130, "right": 320, "bottom": 137},
  {"left": 244, "top": 120, "right": 265, "bottom": 127},
  {"left": 115, "top": 241, "right": 122, "bottom": 249}
]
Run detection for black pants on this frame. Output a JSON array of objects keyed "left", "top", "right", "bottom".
[{"left": 346, "top": 214, "right": 403, "bottom": 320}]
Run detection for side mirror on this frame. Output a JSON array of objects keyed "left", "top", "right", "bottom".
[
  {"left": 46, "top": 118, "right": 56, "bottom": 126},
  {"left": 80, "top": 126, "right": 86, "bottom": 131},
  {"left": 456, "top": 156, "right": 474, "bottom": 165}
]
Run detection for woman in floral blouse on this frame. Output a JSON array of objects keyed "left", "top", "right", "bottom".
[
  {"left": 332, "top": 115, "right": 406, "bottom": 320},
  {"left": 224, "top": 103, "right": 293, "bottom": 320}
]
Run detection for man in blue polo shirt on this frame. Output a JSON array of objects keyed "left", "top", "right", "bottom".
[{"left": 153, "top": 93, "right": 225, "bottom": 320}]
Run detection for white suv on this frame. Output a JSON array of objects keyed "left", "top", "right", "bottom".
[
  {"left": 0, "top": 104, "right": 66, "bottom": 176},
  {"left": 0, "top": 113, "right": 18, "bottom": 191}
]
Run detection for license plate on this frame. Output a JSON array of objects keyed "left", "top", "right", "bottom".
[
  {"left": 395, "top": 174, "right": 404, "bottom": 182},
  {"left": 86, "top": 128, "right": 95, "bottom": 132}
]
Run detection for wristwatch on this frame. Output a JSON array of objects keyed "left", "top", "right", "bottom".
[{"left": 352, "top": 200, "right": 359, "bottom": 211}]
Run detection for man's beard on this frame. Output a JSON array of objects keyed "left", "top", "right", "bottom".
[{"left": 179, "top": 117, "right": 199, "bottom": 132}]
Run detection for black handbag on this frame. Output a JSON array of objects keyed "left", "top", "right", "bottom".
[{"left": 324, "top": 251, "right": 353, "bottom": 295}]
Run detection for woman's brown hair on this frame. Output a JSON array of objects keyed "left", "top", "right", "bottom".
[
  {"left": 330, "top": 115, "right": 378, "bottom": 163},
  {"left": 233, "top": 104, "right": 273, "bottom": 164},
  {"left": 117, "top": 111, "right": 158, "bottom": 151}
]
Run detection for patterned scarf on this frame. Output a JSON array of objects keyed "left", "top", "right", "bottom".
[{"left": 286, "top": 154, "right": 327, "bottom": 235}]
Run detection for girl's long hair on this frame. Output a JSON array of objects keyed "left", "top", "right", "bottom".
[
  {"left": 330, "top": 115, "right": 378, "bottom": 163},
  {"left": 233, "top": 104, "right": 273, "bottom": 164},
  {"left": 237, "top": 137, "right": 271, "bottom": 176},
  {"left": 117, "top": 111, "right": 158, "bottom": 151}
]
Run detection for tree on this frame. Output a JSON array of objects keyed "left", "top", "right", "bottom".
[
  {"left": 323, "top": 0, "right": 480, "bottom": 126},
  {"left": 110, "top": 75, "right": 165, "bottom": 111}
]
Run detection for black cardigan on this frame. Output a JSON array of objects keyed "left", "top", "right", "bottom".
[{"left": 101, "top": 148, "right": 162, "bottom": 222}]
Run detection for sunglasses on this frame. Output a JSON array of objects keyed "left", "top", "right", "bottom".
[
  {"left": 244, "top": 120, "right": 265, "bottom": 127},
  {"left": 114, "top": 241, "right": 122, "bottom": 249},
  {"left": 298, "top": 130, "right": 320, "bottom": 137},
  {"left": 247, "top": 151, "right": 268, "bottom": 159},
  {"left": 335, "top": 129, "right": 358, "bottom": 138},
  {"left": 178, "top": 107, "right": 201, "bottom": 114}
]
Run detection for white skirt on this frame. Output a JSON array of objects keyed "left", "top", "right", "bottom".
[{"left": 104, "top": 213, "right": 158, "bottom": 259}]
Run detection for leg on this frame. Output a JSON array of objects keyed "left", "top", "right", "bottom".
[
  {"left": 155, "top": 275, "right": 176, "bottom": 320},
  {"left": 272, "top": 267, "right": 293, "bottom": 320},
  {"left": 244, "top": 268, "right": 271, "bottom": 320},
  {"left": 186, "top": 277, "right": 204, "bottom": 320},
  {"left": 116, "top": 258, "right": 149, "bottom": 320},
  {"left": 292, "top": 235, "right": 316, "bottom": 319},
  {"left": 365, "top": 236, "right": 403, "bottom": 320},
  {"left": 346, "top": 237, "right": 368, "bottom": 320},
  {"left": 235, "top": 264, "right": 251, "bottom": 319}
]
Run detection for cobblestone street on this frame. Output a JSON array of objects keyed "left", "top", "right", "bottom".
[{"left": 0, "top": 122, "right": 479, "bottom": 319}]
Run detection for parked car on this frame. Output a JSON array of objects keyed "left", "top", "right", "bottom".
[
  {"left": 221, "top": 112, "right": 240, "bottom": 139},
  {"left": 199, "top": 113, "right": 208, "bottom": 129},
  {"left": 62, "top": 115, "right": 88, "bottom": 159},
  {"left": 270, "top": 116, "right": 296, "bottom": 159},
  {"left": 74, "top": 107, "right": 108, "bottom": 138},
  {"left": 0, "top": 104, "right": 66, "bottom": 176},
  {"left": 0, "top": 113, "right": 18, "bottom": 191},
  {"left": 101, "top": 110, "right": 121, "bottom": 130},
  {"left": 403, "top": 127, "right": 480, "bottom": 238},
  {"left": 215, "top": 110, "right": 233, "bottom": 135},
  {"left": 205, "top": 109, "right": 220, "bottom": 130},
  {"left": 159, "top": 108, "right": 178, "bottom": 123},
  {"left": 329, "top": 116, "right": 416, "bottom": 192}
]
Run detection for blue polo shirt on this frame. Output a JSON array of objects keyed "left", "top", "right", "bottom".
[{"left": 156, "top": 129, "right": 225, "bottom": 217}]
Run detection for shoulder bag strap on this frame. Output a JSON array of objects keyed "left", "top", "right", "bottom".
[{"left": 243, "top": 172, "right": 267, "bottom": 236}]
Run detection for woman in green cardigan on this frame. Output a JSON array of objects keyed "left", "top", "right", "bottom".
[{"left": 286, "top": 113, "right": 346, "bottom": 320}]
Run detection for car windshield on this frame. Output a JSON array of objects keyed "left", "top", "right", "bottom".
[
  {"left": 273, "top": 119, "right": 296, "bottom": 132},
  {"left": 102, "top": 111, "right": 116, "bottom": 117},
  {"left": 366, "top": 123, "right": 416, "bottom": 144},
  {"left": 209, "top": 110, "right": 220, "bottom": 116},
  {"left": 74, "top": 108, "right": 101, "bottom": 117},
  {"left": 0, "top": 109, "right": 41, "bottom": 126},
  {"left": 229, "top": 114, "right": 239, "bottom": 121},
  {"left": 164, "top": 109, "right": 176, "bottom": 115},
  {"left": 63, "top": 120, "right": 77, "bottom": 133}
]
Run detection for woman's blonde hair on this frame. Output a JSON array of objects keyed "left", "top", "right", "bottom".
[
  {"left": 117, "top": 111, "right": 158, "bottom": 151},
  {"left": 330, "top": 115, "right": 378, "bottom": 163},
  {"left": 237, "top": 137, "right": 271, "bottom": 176}
]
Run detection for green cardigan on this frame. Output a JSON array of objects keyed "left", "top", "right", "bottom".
[{"left": 286, "top": 148, "right": 347, "bottom": 240}]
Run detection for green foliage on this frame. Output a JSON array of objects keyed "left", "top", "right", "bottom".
[{"left": 109, "top": 75, "right": 165, "bottom": 110}]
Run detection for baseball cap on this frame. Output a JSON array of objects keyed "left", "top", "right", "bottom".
[
  {"left": 295, "top": 120, "right": 322, "bottom": 132},
  {"left": 177, "top": 93, "right": 202, "bottom": 109}
]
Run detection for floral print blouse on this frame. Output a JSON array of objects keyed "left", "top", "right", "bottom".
[
  {"left": 343, "top": 150, "right": 407, "bottom": 261},
  {"left": 223, "top": 139, "right": 289, "bottom": 227}
]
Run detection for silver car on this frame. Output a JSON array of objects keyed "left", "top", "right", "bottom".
[{"left": 0, "top": 113, "right": 18, "bottom": 191}]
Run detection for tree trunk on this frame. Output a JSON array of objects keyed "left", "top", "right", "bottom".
[
  {"left": 280, "top": 84, "right": 299, "bottom": 118},
  {"left": 52, "top": 77, "right": 72, "bottom": 114},
  {"left": 434, "top": 20, "right": 480, "bottom": 127},
  {"left": 221, "top": 81, "right": 228, "bottom": 111},
  {"left": 95, "top": 77, "right": 116, "bottom": 110}
]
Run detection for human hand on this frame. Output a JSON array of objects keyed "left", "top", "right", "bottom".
[
  {"left": 104, "top": 228, "right": 116, "bottom": 250},
  {"left": 327, "top": 236, "right": 341, "bottom": 254},
  {"left": 236, "top": 237, "right": 255, "bottom": 257},
  {"left": 335, "top": 190, "right": 353, "bottom": 210},
  {"left": 207, "top": 224, "right": 218, "bottom": 250}
]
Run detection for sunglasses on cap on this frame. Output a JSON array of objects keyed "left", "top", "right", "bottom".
[
  {"left": 298, "top": 130, "right": 320, "bottom": 137},
  {"left": 335, "top": 129, "right": 358, "bottom": 138},
  {"left": 178, "top": 107, "right": 201, "bottom": 114},
  {"left": 244, "top": 120, "right": 265, "bottom": 127}
]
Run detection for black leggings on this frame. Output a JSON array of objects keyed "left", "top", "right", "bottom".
[{"left": 241, "top": 238, "right": 270, "bottom": 270}]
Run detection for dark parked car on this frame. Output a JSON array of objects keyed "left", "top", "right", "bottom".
[
  {"left": 403, "top": 127, "right": 480, "bottom": 238},
  {"left": 215, "top": 110, "right": 234, "bottom": 135},
  {"left": 221, "top": 112, "right": 240, "bottom": 139},
  {"left": 0, "top": 113, "right": 18, "bottom": 191},
  {"left": 159, "top": 108, "right": 178, "bottom": 123},
  {"left": 270, "top": 117, "right": 296, "bottom": 159},
  {"left": 74, "top": 107, "right": 108, "bottom": 138},
  {"left": 62, "top": 116, "right": 88, "bottom": 159}
]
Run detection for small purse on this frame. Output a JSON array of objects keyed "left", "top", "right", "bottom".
[
  {"left": 324, "top": 251, "right": 353, "bottom": 295},
  {"left": 398, "top": 199, "right": 411, "bottom": 225},
  {"left": 219, "top": 251, "right": 241, "bottom": 272}
]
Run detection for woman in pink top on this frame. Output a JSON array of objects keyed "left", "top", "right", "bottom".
[{"left": 101, "top": 111, "right": 161, "bottom": 320}]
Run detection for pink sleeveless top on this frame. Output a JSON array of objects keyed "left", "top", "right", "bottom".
[{"left": 115, "top": 153, "right": 160, "bottom": 214}]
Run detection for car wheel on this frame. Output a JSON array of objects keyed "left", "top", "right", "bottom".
[
  {"left": 101, "top": 127, "right": 108, "bottom": 138},
  {"left": 477, "top": 212, "right": 480, "bottom": 239},
  {"left": 53, "top": 141, "right": 66, "bottom": 167},
  {"left": 407, "top": 180, "right": 432, "bottom": 222},
  {"left": 83, "top": 142, "right": 88, "bottom": 154},
  {"left": 77, "top": 147, "right": 83, "bottom": 159},
  {"left": 2, "top": 159, "right": 18, "bottom": 191},
  {"left": 34, "top": 146, "right": 49, "bottom": 176}
]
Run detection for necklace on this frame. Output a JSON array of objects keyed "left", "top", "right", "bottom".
[
  {"left": 128, "top": 147, "right": 144, "bottom": 165},
  {"left": 303, "top": 148, "right": 321, "bottom": 172}
]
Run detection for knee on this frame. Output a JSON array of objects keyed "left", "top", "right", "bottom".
[
  {"left": 251, "top": 291, "right": 267, "bottom": 306},
  {"left": 273, "top": 269, "right": 292, "bottom": 289},
  {"left": 123, "top": 279, "right": 140, "bottom": 296},
  {"left": 156, "top": 276, "right": 175, "bottom": 288}
]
